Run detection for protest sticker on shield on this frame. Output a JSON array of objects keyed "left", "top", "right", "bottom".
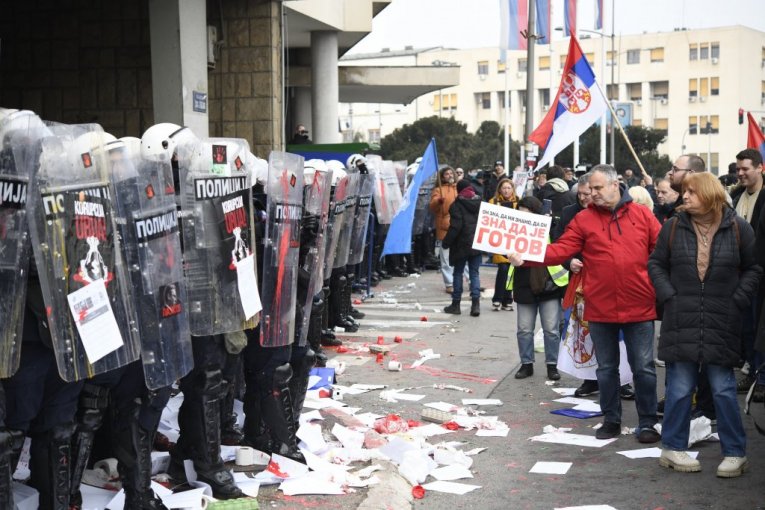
[{"left": 471, "top": 202, "right": 552, "bottom": 263}]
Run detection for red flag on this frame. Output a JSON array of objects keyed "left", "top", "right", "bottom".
[{"left": 747, "top": 112, "right": 765, "bottom": 162}]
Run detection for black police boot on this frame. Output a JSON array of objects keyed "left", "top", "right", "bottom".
[
  {"left": 69, "top": 383, "right": 109, "bottom": 509},
  {"left": 30, "top": 423, "right": 75, "bottom": 510},
  {"left": 241, "top": 389, "right": 271, "bottom": 454},
  {"left": 308, "top": 297, "right": 329, "bottom": 366},
  {"left": 220, "top": 385, "right": 243, "bottom": 447},
  {"left": 289, "top": 348, "right": 317, "bottom": 430},
  {"left": 258, "top": 364, "right": 305, "bottom": 463},
  {"left": 346, "top": 276, "right": 365, "bottom": 319},
  {"left": 113, "top": 406, "right": 169, "bottom": 510},
  {"left": 0, "top": 429, "right": 17, "bottom": 510}
]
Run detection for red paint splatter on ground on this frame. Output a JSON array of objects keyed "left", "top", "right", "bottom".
[
  {"left": 267, "top": 460, "right": 289, "bottom": 478},
  {"left": 412, "top": 485, "right": 425, "bottom": 499},
  {"left": 412, "top": 365, "right": 497, "bottom": 384},
  {"left": 420, "top": 316, "right": 428, "bottom": 321},
  {"left": 443, "top": 421, "right": 460, "bottom": 430}
]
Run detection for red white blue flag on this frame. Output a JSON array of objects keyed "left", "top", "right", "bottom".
[
  {"left": 500, "top": 0, "right": 528, "bottom": 51},
  {"left": 563, "top": 0, "right": 577, "bottom": 37},
  {"left": 594, "top": 0, "right": 604, "bottom": 30},
  {"left": 529, "top": 35, "right": 608, "bottom": 169},
  {"left": 535, "top": 0, "right": 551, "bottom": 44},
  {"left": 747, "top": 112, "right": 765, "bottom": 162}
]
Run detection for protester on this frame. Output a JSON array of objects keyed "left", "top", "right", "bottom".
[
  {"left": 629, "top": 185, "right": 654, "bottom": 210},
  {"left": 654, "top": 177, "right": 679, "bottom": 224},
  {"left": 489, "top": 178, "right": 519, "bottom": 311},
  {"left": 509, "top": 164, "right": 661, "bottom": 442},
  {"left": 483, "top": 160, "right": 506, "bottom": 201},
  {"left": 455, "top": 167, "right": 465, "bottom": 182},
  {"left": 537, "top": 165, "right": 576, "bottom": 221},
  {"left": 430, "top": 166, "right": 459, "bottom": 294},
  {"left": 508, "top": 196, "right": 567, "bottom": 381},
  {"left": 442, "top": 179, "right": 483, "bottom": 317},
  {"left": 623, "top": 168, "right": 640, "bottom": 188},
  {"left": 648, "top": 172, "right": 761, "bottom": 477}
]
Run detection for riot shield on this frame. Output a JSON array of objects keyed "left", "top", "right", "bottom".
[
  {"left": 412, "top": 172, "right": 436, "bottom": 235},
  {"left": 332, "top": 173, "right": 360, "bottom": 269},
  {"left": 347, "top": 173, "right": 374, "bottom": 265},
  {"left": 260, "top": 151, "right": 304, "bottom": 347},
  {"left": 0, "top": 111, "right": 46, "bottom": 377},
  {"left": 394, "top": 160, "right": 407, "bottom": 196},
  {"left": 373, "top": 161, "right": 404, "bottom": 225},
  {"left": 296, "top": 167, "right": 332, "bottom": 347},
  {"left": 322, "top": 174, "right": 349, "bottom": 278},
  {"left": 176, "top": 137, "right": 259, "bottom": 336},
  {"left": 108, "top": 140, "right": 194, "bottom": 390},
  {"left": 25, "top": 124, "right": 142, "bottom": 382}
]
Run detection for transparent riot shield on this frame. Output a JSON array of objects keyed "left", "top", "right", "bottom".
[
  {"left": 347, "top": 173, "right": 374, "bottom": 265},
  {"left": 374, "top": 161, "right": 404, "bottom": 225},
  {"left": 260, "top": 151, "right": 304, "bottom": 347},
  {"left": 0, "top": 111, "right": 47, "bottom": 377},
  {"left": 333, "top": 173, "right": 360, "bottom": 269},
  {"left": 26, "top": 124, "right": 141, "bottom": 382},
  {"left": 176, "top": 137, "right": 259, "bottom": 336},
  {"left": 296, "top": 168, "right": 332, "bottom": 347},
  {"left": 394, "top": 160, "right": 407, "bottom": 196},
  {"left": 108, "top": 141, "right": 194, "bottom": 389},
  {"left": 412, "top": 172, "right": 437, "bottom": 235},
  {"left": 322, "top": 175, "right": 349, "bottom": 278}
]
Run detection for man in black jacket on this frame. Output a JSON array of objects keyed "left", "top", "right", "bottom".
[
  {"left": 482, "top": 161, "right": 506, "bottom": 202},
  {"left": 538, "top": 165, "right": 576, "bottom": 227},
  {"left": 443, "top": 180, "right": 483, "bottom": 317}
]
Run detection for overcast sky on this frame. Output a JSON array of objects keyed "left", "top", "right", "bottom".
[{"left": 348, "top": 0, "right": 765, "bottom": 54}]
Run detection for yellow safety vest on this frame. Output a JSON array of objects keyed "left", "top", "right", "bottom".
[{"left": 505, "top": 261, "right": 569, "bottom": 291}]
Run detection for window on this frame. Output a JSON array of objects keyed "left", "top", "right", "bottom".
[
  {"left": 519, "top": 90, "right": 527, "bottom": 109},
  {"left": 478, "top": 92, "right": 491, "bottom": 109},
  {"left": 654, "top": 118, "right": 668, "bottom": 131},
  {"left": 633, "top": 119, "right": 643, "bottom": 127},
  {"left": 651, "top": 81, "right": 669, "bottom": 100},
  {"left": 585, "top": 52, "right": 595, "bottom": 66},
  {"left": 432, "top": 94, "right": 441, "bottom": 112},
  {"left": 710, "top": 115, "right": 719, "bottom": 133},
  {"left": 498, "top": 91, "right": 508, "bottom": 109},
  {"left": 711, "top": 77, "right": 719, "bottom": 96},
  {"left": 700, "top": 43, "right": 709, "bottom": 60},
  {"left": 439, "top": 93, "right": 457, "bottom": 111},
  {"left": 689, "top": 44, "right": 698, "bottom": 61},
  {"left": 628, "top": 83, "right": 642, "bottom": 101},
  {"left": 368, "top": 129, "right": 380, "bottom": 143},
  {"left": 497, "top": 60, "right": 506, "bottom": 73},
  {"left": 607, "top": 84, "right": 618, "bottom": 100},
  {"left": 477, "top": 60, "right": 489, "bottom": 75},
  {"left": 518, "top": 58, "right": 527, "bottom": 73},
  {"left": 762, "top": 48, "right": 765, "bottom": 69},
  {"left": 711, "top": 42, "right": 720, "bottom": 59},
  {"left": 627, "top": 49, "right": 640, "bottom": 64},
  {"left": 699, "top": 77, "right": 709, "bottom": 97},
  {"left": 538, "top": 55, "right": 550, "bottom": 71},
  {"left": 559, "top": 54, "right": 568, "bottom": 68},
  {"left": 698, "top": 115, "right": 718, "bottom": 134},
  {"left": 650, "top": 47, "right": 664, "bottom": 63},
  {"left": 710, "top": 153, "right": 719, "bottom": 173},
  {"left": 761, "top": 81, "right": 765, "bottom": 102},
  {"left": 540, "top": 89, "right": 550, "bottom": 108},
  {"left": 449, "top": 93, "right": 458, "bottom": 109},
  {"left": 689, "top": 116, "right": 698, "bottom": 135},
  {"left": 689, "top": 78, "right": 698, "bottom": 98},
  {"left": 700, "top": 115, "right": 709, "bottom": 134}
]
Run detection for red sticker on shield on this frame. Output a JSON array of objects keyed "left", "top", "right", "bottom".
[
  {"left": 81, "top": 152, "right": 92, "bottom": 168},
  {"left": 290, "top": 174, "right": 297, "bottom": 187},
  {"left": 234, "top": 156, "right": 243, "bottom": 171}
]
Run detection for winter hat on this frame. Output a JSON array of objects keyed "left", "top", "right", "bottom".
[
  {"left": 457, "top": 179, "right": 473, "bottom": 193},
  {"left": 518, "top": 196, "right": 543, "bottom": 215}
]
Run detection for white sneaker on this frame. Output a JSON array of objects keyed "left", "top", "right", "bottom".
[
  {"left": 659, "top": 449, "right": 701, "bottom": 473},
  {"left": 492, "top": 302, "right": 501, "bottom": 311},
  {"left": 716, "top": 456, "right": 748, "bottom": 478}
]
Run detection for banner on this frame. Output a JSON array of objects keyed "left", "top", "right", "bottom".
[{"left": 471, "top": 201, "right": 551, "bottom": 262}]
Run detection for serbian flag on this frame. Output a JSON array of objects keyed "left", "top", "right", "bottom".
[
  {"left": 594, "top": 0, "right": 604, "bottom": 30},
  {"left": 500, "top": 0, "right": 528, "bottom": 51},
  {"left": 535, "top": 0, "right": 551, "bottom": 44},
  {"left": 563, "top": 0, "right": 577, "bottom": 37},
  {"left": 747, "top": 112, "right": 765, "bottom": 162},
  {"left": 529, "top": 35, "right": 609, "bottom": 169}
]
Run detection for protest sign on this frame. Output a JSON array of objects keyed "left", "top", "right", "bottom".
[{"left": 471, "top": 201, "right": 551, "bottom": 263}]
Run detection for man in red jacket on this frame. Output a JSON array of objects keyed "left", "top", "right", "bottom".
[{"left": 509, "top": 164, "right": 662, "bottom": 443}]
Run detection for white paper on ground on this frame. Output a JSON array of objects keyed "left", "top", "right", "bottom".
[
  {"left": 307, "top": 375, "right": 322, "bottom": 390},
  {"left": 380, "top": 390, "right": 426, "bottom": 402},
  {"left": 529, "top": 461, "right": 572, "bottom": 474},
  {"left": 552, "top": 387, "right": 577, "bottom": 396},
  {"left": 266, "top": 453, "right": 310, "bottom": 479},
  {"left": 411, "top": 349, "right": 441, "bottom": 368},
  {"left": 572, "top": 401, "right": 602, "bottom": 412},
  {"left": 279, "top": 472, "right": 345, "bottom": 496},
  {"left": 476, "top": 426, "right": 509, "bottom": 437},
  {"left": 398, "top": 450, "right": 438, "bottom": 485},
  {"left": 462, "top": 398, "right": 503, "bottom": 406},
  {"left": 220, "top": 444, "right": 238, "bottom": 462},
  {"left": 353, "top": 412, "right": 385, "bottom": 428},
  {"left": 554, "top": 506, "right": 619, "bottom": 510},
  {"left": 433, "top": 448, "right": 473, "bottom": 468},
  {"left": 349, "top": 383, "right": 387, "bottom": 391},
  {"left": 160, "top": 487, "right": 207, "bottom": 509},
  {"left": 553, "top": 397, "right": 597, "bottom": 406},
  {"left": 464, "top": 447, "right": 486, "bottom": 456},
  {"left": 67, "top": 279, "right": 124, "bottom": 363},
  {"left": 331, "top": 423, "right": 365, "bottom": 450},
  {"left": 235, "top": 254, "right": 262, "bottom": 319},
  {"left": 302, "top": 397, "right": 348, "bottom": 410},
  {"left": 424, "top": 401, "right": 460, "bottom": 412},
  {"left": 297, "top": 422, "right": 328, "bottom": 453},
  {"left": 300, "top": 409, "right": 324, "bottom": 425},
  {"left": 12, "top": 481, "right": 39, "bottom": 510},
  {"left": 421, "top": 480, "right": 481, "bottom": 495},
  {"left": 430, "top": 464, "right": 474, "bottom": 481},
  {"left": 530, "top": 432, "right": 617, "bottom": 448},
  {"left": 333, "top": 384, "right": 373, "bottom": 396},
  {"left": 352, "top": 464, "right": 383, "bottom": 477},
  {"left": 410, "top": 423, "right": 455, "bottom": 438},
  {"left": 301, "top": 449, "right": 351, "bottom": 481},
  {"left": 616, "top": 447, "right": 698, "bottom": 460},
  {"left": 379, "top": 437, "right": 419, "bottom": 464},
  {"left": 232, "top": 472, "right": 260, "bottom": 497}
]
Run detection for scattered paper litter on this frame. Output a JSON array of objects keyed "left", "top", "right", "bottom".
[
  {"left": 279, "top": 472, "right": 345, "bottom": 496},
  {"left": 542, "top": 425, "right": 572, "bottom": 434},
  {"left": 424, "top": 401, "right": 461, "bottom": 412},
  {"left": 297, "top": 422, "right": 328, "bottom": 453},
  {"left": 462, "top": 398, "right": 502, "bottom": 406},
  {"left": 554, "top": 506, "right": 619, "bottom": 510},
  {"left": 332, "top": 423, "right": 365, "bottom": 450},
  {"left": 553, "top": 397, "right": 597, "bottom": 406},
  {"left": 433, "top": 448, "right": 473, "bottom": 468},
  {"left": 572, "top": 401, "right": 602, "bottom": 412},
  {"left": 379, "top": 390, "right": 426, "bottom": 402},
  {"left": 421, "top": 480, "right": 481, "bottom": 495},
  {"left": 616, "top": 448, "right": 699, "bottom": 460},
  {"left": 411, "top": 348, "right": 441, "bottom": 368},
  {"left": 409, "top": 423, "right": 455, "bottom": 438},
  {"left": 464, "top": 448, "right": 486, "bottom": 456},
  {"left": 429, "top": 464, "right": 474, "bottom": 481},
  {"left": 352, "top": 464, "right": 383, "bottom": 478},
  {"left": 300, "top": 410, "right": 324, "bottom": 425},
  {"left": 266, "top": 453, "right": 310, "bottom": 479},
  {"left": 350, "top": 383, "right": 387, "bottom": 391},
  {"left": 552, "top": 387, "right": 577, "bottom": 396},
  {"left": 530, "top": 432, "right": 617, "bottom": 448},
  {"left": 529, "top": 461, "right": 572, "bottom": 475},
  {"left": 476, "top": 425, "right": 509, "bottom": 437}
]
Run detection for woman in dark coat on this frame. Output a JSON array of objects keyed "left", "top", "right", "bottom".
[
  {"left": 648, "top": 172, "right": 762, "bottom": 478},
  {"left": 442, "top": 179, "right": 483, "bottom": 317}
]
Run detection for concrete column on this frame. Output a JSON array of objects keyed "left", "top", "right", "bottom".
[
  {"left": 310, "top": 31, "right": 340, "bottom": 144},
  {"left": 149, "top": 0, "right": 209, "bottom": 136},
  {"left": 293, "top": 87, "right": 313, "bottom": 136}
]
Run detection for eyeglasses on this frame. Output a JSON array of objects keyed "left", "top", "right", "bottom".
[
  {"left": 670, "top": 165, "right": 690, "bottom": 173},
  {"left": 577, "top": 191, "right": 592, "bottom": 197}
]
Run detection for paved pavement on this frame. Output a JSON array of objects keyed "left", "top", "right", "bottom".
[{"left": 258, "top": 267, "right": 765, "bottom": 510}]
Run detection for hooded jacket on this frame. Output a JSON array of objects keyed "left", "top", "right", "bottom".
[
  {"left": 429, "top": 183, "right": 458, "bottom": 240},
  {"left": 442, "top": 193, "right": 482, "bottom": 265},
  {"left": 535, "top": 185, "right": 661, "bottom": 322},
  {"left": 538, "top": 178, "right": 576, "bottom": 218},
  {"left": 648, "top": 207, "right": 761, "bottom": 367}
]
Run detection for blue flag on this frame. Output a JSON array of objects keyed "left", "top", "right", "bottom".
[{"left": 381, "top": 138, "right": 439, "bottom": 257}]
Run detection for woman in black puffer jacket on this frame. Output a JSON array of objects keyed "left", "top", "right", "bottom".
[{"left": 648, "top": 172, "right": 762, "bottom": 478}]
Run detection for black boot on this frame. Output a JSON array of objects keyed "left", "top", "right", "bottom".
[
  {"left": 220, "top": 356, "right": 244, "bottom": 446},
  {"left": 113, "top": 406, "right": 169, "bottom": 510},
  {"left": 172, "top": 368, "right": 243, "bottom": 500},
  {"left": 0, "top": 429, "right": 17, "bottom": 510},
  {"left": 289, "top": 349, "right": 317, "bottom": 430},
  {"left": 258, "top": 364, "right": 305, "bottom": 463},
  {"left": 470, "top": 298, "right": 480, "bottom": 317},
  {"left": 443, "top": 300, "right": 461, "bottom": 314},
  {"left": 308, "top": 296, "right": 329, "bottom": 366},
  {"left": 30, "top": 423, "right": 74, "bottom": 510},
  {"left": 241, "top": 389, "right": 271, "bottom": 454},
  {"left": 69, "top": 383, "right": 109, "bottom": 509}
]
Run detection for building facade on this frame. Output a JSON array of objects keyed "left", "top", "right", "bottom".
[{"left": 342, "top": 25, "right": 765, "bottom": 174}]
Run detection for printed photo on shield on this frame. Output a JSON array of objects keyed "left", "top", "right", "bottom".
[
  {"left": 213, "top": 144, "right": 227, "bottom": 164},
  {"left": 81, "top": 152, "right": 93, "bottom": 168},
  {"left": 74, "top": 236, "right": 112, "bottom": 285},
  {"left": 234, "top": 156, "right": 243, "bottom": 171},
  {"left": 160, "top": 282, "right": 182, "bottom": 318}
]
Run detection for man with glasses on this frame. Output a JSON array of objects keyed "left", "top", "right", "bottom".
[{"left": 454, "top": 167, "right": 465, "bottom": 182}]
